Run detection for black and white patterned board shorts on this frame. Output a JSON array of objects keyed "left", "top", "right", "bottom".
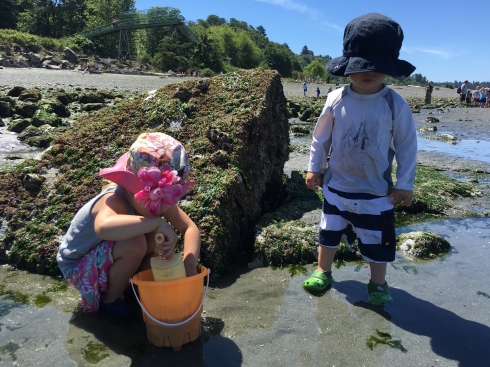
[{"left": 319, "top": 186, "right": 397, "bottom": 263}]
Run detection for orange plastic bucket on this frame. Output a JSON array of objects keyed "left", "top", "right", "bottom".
[{"left": 131, "top": 266, "right": 209, "bottom": 351}]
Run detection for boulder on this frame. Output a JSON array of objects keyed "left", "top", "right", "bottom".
[
  {"left": 0, "top": 69, "right": 290, "bottom": 276},
  {"left": 10, "top": 43, "right": 23, "bottom": 52},
  {"left": 79, "top": 92, "right": 105, "bottom": 104},
  {"left": 18, "top": 126, "right": 53, "bottom": 148},
  {"left": 18, "top": 88, "right": 42, "bottom": 102},
  {"left": 397, "top": 231, "right": 450, "bottom": 258},
  {"left": 28, "top": 53, "right": 43, "bottom": 66},
  {"left": 0, "top": 45, "right": 12, "bottom": 55},
  {"left": 31, "top": 109, "right": 62, "bottom": 127},
  {"left": 25, "top": 44, "right": 43, "bottom": 53},
  {"left": 38, "top": 99, "right": 70, "bottom": 118},
  {"left": 18, "top": 125, "right": 43, "bottom": 141},
  {"left": 63, "top": 47, "right": 78, "bottom": 63},
  {"left": 7, "top": 118, "right": 31, "bottom": 133},
  {"left": 0, "top": 101, "right": 12, "bottom": 118},
  {"left": 7, "top": 86, "right": 26, "bottom": 97},
  {"left": 14, "top": 101, "right": 38, "bottom": 118}
]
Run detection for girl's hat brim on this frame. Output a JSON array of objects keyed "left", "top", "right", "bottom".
[
  {"left": 99, "top": 152, "right": 195, "bottom": 196},
  {"left": 99, "top": 152, "right": 146, "bottom": 193},
  {"left": 326, "top": 55, "right": 415, "bottom": 78}
]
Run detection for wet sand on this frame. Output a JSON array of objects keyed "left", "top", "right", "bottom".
[{"left": 2, "top": 217, "right": 490, "bottom": 366}]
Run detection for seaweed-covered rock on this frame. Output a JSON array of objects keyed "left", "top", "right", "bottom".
[
  {"left": 0, "top": 101, "right": 12, "bottom": 118},
  {"left": 38, "top": 98, "right": 70, "bottom": 118},
  {"left": 425, "top": 116, "right": 439, "bottom": 123},
  {"left": 7, "top": 86, "right": 25, "bottom": 97},
  {"left": 7, "top": 118, "right": 30, "bottom": 133},
  {"left": 31, "top": 109, "right": 62, "bottom": 127},
  {"left": 253, "top": 171, "right": 361, "bottom": 266},
  {"left": 0, "top": 69, "right": 290, "bottom": 277},
  {"left": 397, "top": 231, "right": 450, "bottom": 258},
  {"left": 14, "top": 101, "right": 38, "bottom": 118},
  {"left": 82, "top": 103, "right": 105, "bottom": 112},
  {"left": 18, "top": 88, "right": 42, "bottom": 102},
  {"left": 79, "top": 92, "right": 105, "bottom": 104}
]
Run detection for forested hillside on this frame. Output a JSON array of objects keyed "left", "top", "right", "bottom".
[{"left": 1, "top": 0, "right": 429, "bottom": 84}]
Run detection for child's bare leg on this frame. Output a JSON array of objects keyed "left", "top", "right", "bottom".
[
  {"left": 103, "top": 235, "right": 147, "bottom": 303},
  {"left": 369, "top": 262, "right": 387, "bottom": 284},
  {"left": 138, "top": 231, "right": 159, "bottom": 271},
  {"left": 318, "top": 245, "right": 337, "bottom": 272}
]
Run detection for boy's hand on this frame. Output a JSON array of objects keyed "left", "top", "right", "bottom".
[
  {"left": 305, "top": 172, "right": 322, "bottom": 192},
  {"left": 388, "top": 189, "right": 413, "bottom": 206}
]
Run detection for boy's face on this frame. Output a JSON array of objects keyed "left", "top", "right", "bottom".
[{"left": 349, "top": 72, "right": 387, "bottom": 95}]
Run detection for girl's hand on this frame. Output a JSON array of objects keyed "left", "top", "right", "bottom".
[{"left": 155, "top": 221, "right": 177, "bottom": 259}]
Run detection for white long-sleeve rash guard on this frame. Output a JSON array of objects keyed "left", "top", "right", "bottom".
[{"left": 308, "top": 85, "right": 417, "bottom": 197}]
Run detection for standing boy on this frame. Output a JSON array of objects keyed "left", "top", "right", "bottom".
[{"left": 302, "top": 13, "right": 417, "bottom": 305}]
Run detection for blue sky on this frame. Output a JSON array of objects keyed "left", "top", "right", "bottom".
[{"left": 134, "top": 0, "right": 489, "bottom": 83}]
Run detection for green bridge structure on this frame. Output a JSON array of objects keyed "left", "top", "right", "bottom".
[{"left": 79, "top": 8, "right": 200, "bottom": 59}]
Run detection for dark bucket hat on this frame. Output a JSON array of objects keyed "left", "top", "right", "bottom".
[{"left": 326, "top": 13, "right": 416, "bottom": 77}]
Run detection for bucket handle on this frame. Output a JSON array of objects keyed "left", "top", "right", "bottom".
[{"left": 130, "top": 268, "right": 210, "bottom": 327}]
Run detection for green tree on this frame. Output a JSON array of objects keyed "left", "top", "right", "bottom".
[
  {"left": 257, "top": 25, "right": 266, "bottom": 37},
  {"left": 301, "top": 45, "right": 313, "bottom": 56},
  {"left": 194, "top": 33, "right": 223, "bottom": 72},
  {"left": 235, "top": 31, "right": 260, "bottom": 68},
  {"left": 0, "top": 0, "right": 19, "bottom": 29},
  {"left": 229, "top": 18, "right": 247, "bottom": 30},
  {"left": 303, "top": 59, "right": 327, "bottom": 80},
  {"left": 263, "top": 43, "right": 292, "bottom": 77},
  {"left": 206, "top": 15, "right": 226, "bottom": 27}
]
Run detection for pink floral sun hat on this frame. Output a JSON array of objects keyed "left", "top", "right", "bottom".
[{"left": 99, "top": 132, "right": 194, "bottom": 213}]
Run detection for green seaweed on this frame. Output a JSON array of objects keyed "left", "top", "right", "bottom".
[
  {"left": 0, "top": 285, "right": 29, "bottom": 304},
  {"left": 34, "top": 294, "right": 52, "bottom": 307},
  {"left": 0, "top": 341, "right": 20, "bottom": 361},
  {"left": 83, "top": 341, "right": 109, "bottom": 364},
  {"left": 287, "top": 264, "right": 307, "bottom": 277},
  {"left": 366, "top": 329, "right": 407, "bottom": 353}
]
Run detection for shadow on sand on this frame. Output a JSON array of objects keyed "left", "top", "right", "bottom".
[
  {"left": 69, "top": 288, "right": 243, "bottom": 367},
  {"left": 334, "top": 280, "right": 489, "bottom": 367}
]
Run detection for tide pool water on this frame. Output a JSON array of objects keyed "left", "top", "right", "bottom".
[{"left": 417, "top": 136, "right": 490, "bottom": 164}]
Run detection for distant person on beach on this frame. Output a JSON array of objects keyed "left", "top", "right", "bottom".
[
  {"left": 56, "top": 133, "right": 200, "bottom": 319},
  {"left": 479, "top": 88, "right": 487, "bottom": 108},
  {"left": 424, "top": 82, "right": 433, "bottom": 104},
  {"left": 316, "top": 87, "right": 321, "bottom": 98},
  {"left": 335, "top": 83, "right": 340, "bottom": 89},
  {"left": 303, "top": 13, "right": 417, "bottom": 306},
  {"left": 460, "top": 80, "right": 468, "bottom": 106},
  {"left": 327, "top": 86, "right": 332, "bottom": 94},
  {"left": 473, "top": 87, "right": 481, "bottom": 107},
  {"left": 466, "top": 89, "right": 472, "bottom": 106},
  {"left": 303, "top": 81, "right": 307, "bottom": 96}
]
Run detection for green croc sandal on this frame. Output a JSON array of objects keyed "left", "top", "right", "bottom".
[
  {"left": 367, "top": 281, "right": 393, "bottom": 305},
  {"left": 302, "top": 270, "right": 333, "bottom": 291}
]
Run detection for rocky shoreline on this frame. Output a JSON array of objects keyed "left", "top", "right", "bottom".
[{"left": 2, "top": 67, "right": 489, "bottom": 173}]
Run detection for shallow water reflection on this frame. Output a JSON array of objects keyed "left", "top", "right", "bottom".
[{"left": 417, "top": 136, "right": 490, "bottom": 163}]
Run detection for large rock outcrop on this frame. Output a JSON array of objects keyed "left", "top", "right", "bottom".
[{"left": 0, "top": 69, "right": 290, "bottom": 277}]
